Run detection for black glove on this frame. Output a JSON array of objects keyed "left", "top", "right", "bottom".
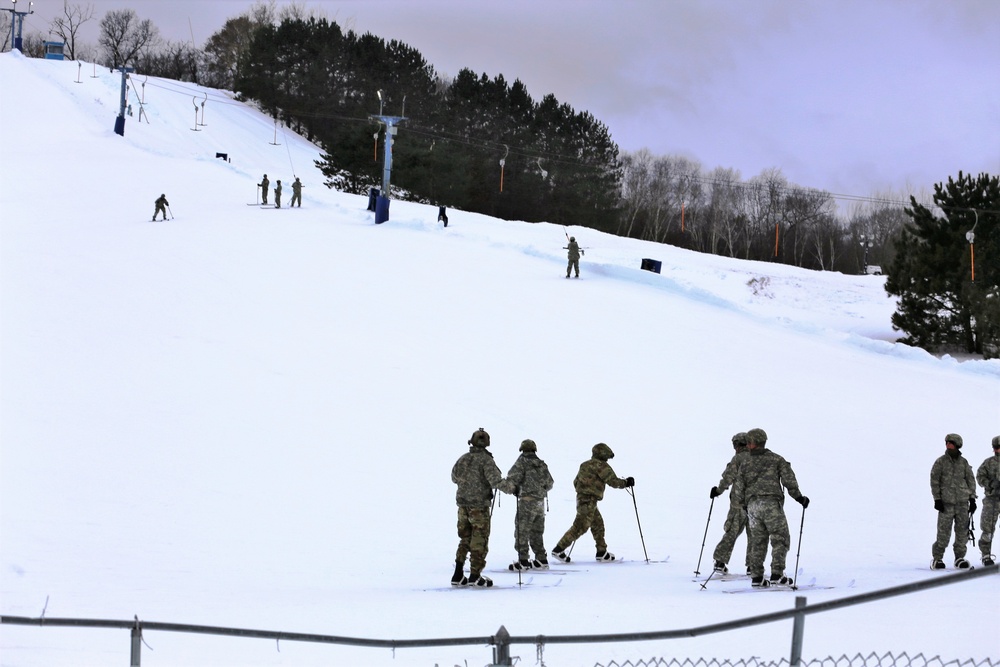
[
  {"left": 710, "top": 486, "right": 721, "bottom": 499},
  {"left": 934, "top": 499, "right": 944, "bottom": 512},
  {"left": 797, "top": 495, "right": 810, "bottom": 508},
  {"left": 969, "top": 498, "right": 977, "bottom": 514},
  {"left": 624, "top": 476, "right": 635, "bottom": 488}
]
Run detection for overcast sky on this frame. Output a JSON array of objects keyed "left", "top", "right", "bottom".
[{"left": 17, "top": 0, "right": 1000, "bottom": 205}]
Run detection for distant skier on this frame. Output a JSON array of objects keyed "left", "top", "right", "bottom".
[
  {"left": 152, "top": 194, "right": 169, "bottom": 221},
  {"left": 564, "top": 235, "right": 584, "bottom": 278},
  {"left": 504, "top": 439, "right": 554, "bottom": 571},
  {"left": 450, "top": 428, "right": 511, "bottom": 588},
  {"left": 930, "top": 433, "right": 977, "bottom": 570},
  {"left": 259, "top": 174, "right": 269, "bottom": 205},
  {"left": 274, "top": 180, "right": 282, "bottom": 208},
  {"left": 976, "top": 436, "right": 1000, "bottom": 566},
  {"left": 709, "top": 432, "right": 753, "bottom": 575},
  {"left": 732, "top": 428, "right": 809, "bottom": 587},
  {"left": 290, "top": 177, "right": 302, "bottom": 207},
  {"left": 551, "top": 443, "right": 633, "bottom": 563}
]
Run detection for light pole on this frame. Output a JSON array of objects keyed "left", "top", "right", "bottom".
[
  {"left": 369, "top": 90, "right": 407, "bottom": 223},
  {"left": 966, "top": 209, "right": 978, "bottom": 283},
  {"left": 2, "top": 0, "right": 34, "bottom": 52},
  {"left": 859, "top": 234, "right": 873, "bottom": 275}
]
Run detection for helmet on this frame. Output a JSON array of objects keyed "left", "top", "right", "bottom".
[
  {"left": 570, "top": 236, "right": 576, "bottom": 242},
  {"left": 945, "top": 433, "right": 963, "bottom": 448},
  {"left": 746, "top": 428, "right": 767, "bottom": 446},
  {"left": 992, "top": 435, "right": 1000, "bottom": 449},
  {"left": 469, "top": 428, "right": 490, "bottom": 448},
  {"left": 592, "top": 443, "right": 614, "bottom": 460},
  {"left": 160, "top": 194, "right": 165, "bottom": 198},
  {"left": 732, "top": 432, "right": 748, "bottom": 447},
  {"left": 520, "top": 439, "right": 537, "bottom": 452}
]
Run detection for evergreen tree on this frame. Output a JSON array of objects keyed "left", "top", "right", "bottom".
[{"left": 885, "top": 172, "right": 999, "bottom": 358}]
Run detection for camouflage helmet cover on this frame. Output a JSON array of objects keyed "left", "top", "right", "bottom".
[
  {"left": 732, "top": 432, "right": 749, "bottom": 447},
  {"left": 746, "top": 428, "right": 767, "bottom": 446},
  {"left": 469, "top": 428, "right": 490, "bottom": 447},
  {"left": 570, "top": 236, "right": 576, "bottom": 242},
  {"left": 592, "top": 442, "right": 614, "bottom": 460},
  {"left": 520, "top": 439, "right": 537, "bottom": 452},
  {"left": 945, "top": 433, "right": 963, "bottom": 448},
  {"left": 992, "top": 435, "right": 1000, "bottom": 449}
]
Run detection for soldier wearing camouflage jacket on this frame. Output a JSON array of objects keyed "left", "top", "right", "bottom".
[
  {"left": 709, "top": 432, "right": 753, "bottom": 574},
  {"left": 552, "top": 443, "right": 633, "bottom": 562},
  {"left": 975, "top": 436, "right": 1000, "bottom": 566},
  {"left": 732, "top": 428, "right": 808, "bottom": 586},
  {"left": 930, "top": 433, "right": 977, "bottom": 569},
  {"left": 450, "top": 428, "right": 510, "bottom": 587},
  {"left": 504, "top": 439, "right": 555, "bottom": 569}
]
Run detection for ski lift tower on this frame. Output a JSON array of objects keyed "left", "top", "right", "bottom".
[
  {"left": 2, "top": 0, "right": 34, "bottom": 52},
  {"left": 368, "top": 90, "right": 407, "bottom": 223}
]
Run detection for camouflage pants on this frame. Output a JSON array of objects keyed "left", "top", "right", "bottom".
[
  {"left": 566, "top": 258, "right": 579, "bottom": 277},
  {"left": 455, "top": 505, "right": 492, "bottom": 576},
  {"left": 712, "top": 504, "right": 751, "bottom": 568},
  {"left": 514, "top": 498, "right": 547, "bottom": 561},
  {"left": 556, "top": 496, "right": 606, "bottom": 553},
  {"left": 153, "top": 204, "right": 167, "bottom": 220},
  {"left": 746, "top": 498, "right": 790, "bottom": 579},
  {"left": 933, "top": 503, "right": 971, "bottom": 561},
  {"left": 980, "top": 497, "right": 999, "bottom": 560},
  {"left": 290, "top": 191, "right": 301, "bottom": 207}
]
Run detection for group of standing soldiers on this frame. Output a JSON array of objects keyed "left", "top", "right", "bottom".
[
  {"left": 450, "top": 429, "right": 632, "bottom": 588},
  {"left": 450, "top": 427, "right": 999, "bottom": 590},
  {"left": 257, "top": 174, "right": 303, "bottom": 208}
]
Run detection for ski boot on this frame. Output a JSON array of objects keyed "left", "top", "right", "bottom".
[
  {"left": 954, "top": 557, "right": 971, "bottom": 569},
  {"left": 467, "top": 572, "right": 493, "bottom": 588},
  {"left": 508, "top": 559, "right": 532, "bottom": 572},
  {"left": 713, "top": 560, "right": 729, "bottom": 574},
  {"left": 451, "top": 563, "right": 467, "bottom": 587},
  {"left": 596, "top": 550, "right": 616, "bottom": 562},
  {"left": 552, "top": 547, "right": 571, "bottom": 563},
  {"left": 930, "top": 558, "right": 946, "bottom": 570}
]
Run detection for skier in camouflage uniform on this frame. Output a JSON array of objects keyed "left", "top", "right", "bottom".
[
  {"left": 259, "top": 174, "right": 269, "bottom": 204},
  {"left": 551, "top": 443, "right": 633, "bottom": 563},
  {"left": 564, "top": 236, "right": 583, "bottom": 278},
  {"left": 152, "top": 194, "right": 169, "bottom": 221},
  {"left": 274, "top": 180, "right": 282, "bottom": 208},
  {"left": 505, "top": 439, "right": 555, "bottom": 571},
  {"left": 290, "top": 177, "right": 303, "bottom": 207},
  {"left": 976, "top": 436, "right": 1000, "bottom": 566},
  {"left": 709, "top": 432, "right": 753, "bottom": 575},
  {"left": 929, "top": 433, "right": 978, "bottom": 569},
  {"left": 451, "top": 428, "right": 510, "bottom": 587},
  {"left": 732, "top": 428, "right": 808, "bottom": 587}
]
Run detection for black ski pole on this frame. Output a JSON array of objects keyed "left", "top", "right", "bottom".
[
  {"left": 627, "top": 486, "right": 649, "bottom": 563},
  {"left": 791, "top": 505, "right": 806, "bottom": 591},
  {"left": 694, "top": 496, "right": 715, "bottom": 575},
  {"left": 167, "top": 205, "right": 174, "bottom": 220},
  {"left": 968, "top": 513, "right": 976, "bottom": 545}
]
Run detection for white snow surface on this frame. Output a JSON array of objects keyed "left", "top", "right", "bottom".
[{"left": 1, "top": 52, "right": 998, "bottom": 666}]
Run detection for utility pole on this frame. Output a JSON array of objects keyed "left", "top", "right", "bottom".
[
  {"left": 368, "top": 90, "right": 407, "bottom": 223},
  {"left": 859, "top": 234, "right": 873, "bottom": 275},
  {"left": 2, "top": 0, "right": 34, "bottom": 52},
  {"left": 114, "top": 66, "right": 134, "bottom": 136}
]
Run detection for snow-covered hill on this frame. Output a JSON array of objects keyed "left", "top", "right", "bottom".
[{"left": 1, "top": 52, "right": 997, "bottom": 666}]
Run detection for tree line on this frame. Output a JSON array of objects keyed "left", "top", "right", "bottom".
[{"left": 8, "top": 2, "right": 996, "bottom": 357}]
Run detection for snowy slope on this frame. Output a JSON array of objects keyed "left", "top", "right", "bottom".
[{"left": 1, "top": 52, "right": 998, "bottom": 667}]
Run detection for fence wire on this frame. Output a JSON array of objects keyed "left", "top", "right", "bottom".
[{"left": 595, "top": 655, "right": 999, "bottom": 667}]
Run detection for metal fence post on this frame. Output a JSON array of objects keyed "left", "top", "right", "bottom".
[
  {"left": 492, "top": 625, "right": 511, "bottom": 666},
  {"left": 789, "top": 596, "right": 806, "bottom": 665},
  {"left": 130, "top": 617, "right": 141, "bottom": 667}
]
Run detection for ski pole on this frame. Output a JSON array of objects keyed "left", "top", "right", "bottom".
[
  {"left": 167, "top": 205, "right": 174, "bottom": 220},
  {"left": 514, "top": 502, "right": 522, "bottom": 587},
  {"left": 968, "top": 513, "right": 976, "bottom": 545},
  {"left": 627, "top": 486, "right": 649, "bottom": 563},
  {"left": 694, "top": 496, "right": 715, "bottom": 575},
  {"left": 791, "top": 505, "right": 806, "bottom": 591}
]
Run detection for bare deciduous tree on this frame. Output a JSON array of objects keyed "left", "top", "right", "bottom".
[
  {"left": 98, "top": 8, "right": 159, "bottom": 69},
  {"left": 49, "top": 1, "right": 95, "bottom": 60}
]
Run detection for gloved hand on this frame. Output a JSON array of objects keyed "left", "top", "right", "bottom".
[
  {"left": 624, "top": 476, "right": 635, "bottom": 487},
  {"left": 797, "top": 496, "right": 810, "bottom": 508},
  {"left": 934, "top": 499, "right": 944, "bottom": 512},
  {"left": 710, "top": 486, "right": 721, "bottom": 499},
  {"left": 970, "top": 498, "right": 977, "bottom": 514}
]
